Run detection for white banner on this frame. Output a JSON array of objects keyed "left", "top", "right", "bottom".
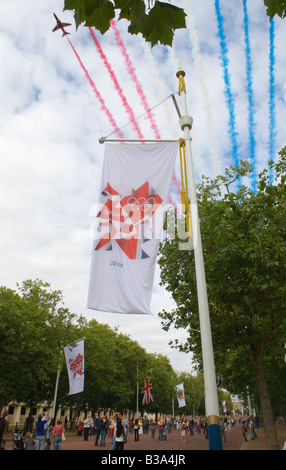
[
  {"left": 64, "top": 340, "right": 84, "bottom": 395},
  {"left": 87, "top": 142, "right": 178, "bottom": 314},
  {"left": 176, "top": 383, "right": 186, "bottom": 408}
]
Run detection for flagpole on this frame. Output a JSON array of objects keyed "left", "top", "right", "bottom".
[
  {"left": 52, "top": 347, "right": 63, "bottom": 422},
  {"left": 176, "top": 63, "right": 222, "bottom": 450},
  {"left": 136, "top": 364, "right": 139, "bottom": 417}
]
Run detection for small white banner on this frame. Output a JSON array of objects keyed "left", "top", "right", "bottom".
[
  {"left": 64, "top": 340, "right": 84, "bottom": 395},
  {"left": 176, "top": 383, "right": 186, "bottom": 408}
]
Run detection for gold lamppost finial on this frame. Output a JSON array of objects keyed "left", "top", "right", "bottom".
[{"left": 176, "top": 57, "right": 186, "bottom": 95}]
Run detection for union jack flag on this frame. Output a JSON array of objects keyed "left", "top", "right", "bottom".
[{"left": 141, "top": 375, "right": 154, "bottom": 406}]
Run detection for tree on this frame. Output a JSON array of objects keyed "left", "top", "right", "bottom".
[
  {"left": 264, "top": 0, "right": 286, "bottom": 19},
  {"left": 140, "top": 353, "right": 175, "bottom": 417},
  {"left": 0, "top": 280, "right": 79, "bottom": 411},
  {"left": 174, "top": 372, "right": 205, "bottom": 415},
  {"left": 63, "top": 0, "right": 186, "bottom": 46},
  {"left": 62, "top": 1, "right": 285, "bottom": 49},
  {"left": 1, "top": 279, "right": 180, "bottom": 417},
  {"left": 158, "top": 150, "right": 286, "bottom": 450}
]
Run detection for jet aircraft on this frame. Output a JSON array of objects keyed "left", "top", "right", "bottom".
[{"left": 52, "top": 13, "right": 71, "bottom": 36}]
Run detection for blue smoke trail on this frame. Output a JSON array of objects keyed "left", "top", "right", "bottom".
[
  {"left": 268, "top": 17, "right": 276, "bottom": 181},
  {"left": 214, "top": 0, "right": 239, "bottom": 166},
  {"left": 242, "top": 0, "right": 257, "bottom": 189}
]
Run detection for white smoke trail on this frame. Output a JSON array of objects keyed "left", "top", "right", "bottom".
[
  {"left": 184, "top": 0, "right": 221, "bottom": 176},
  {"left": 167, "top": 45, "right": 206, "bottom": 180},
  {"left": 142, "top": 41, "right": 178, "bottom": 139}
]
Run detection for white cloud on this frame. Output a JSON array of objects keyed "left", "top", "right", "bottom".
[{"left": 1, "top": 0, "right": 286, "bottom": 375}]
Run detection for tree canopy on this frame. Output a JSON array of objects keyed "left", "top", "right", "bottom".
[
  {"left": 0, "top": 278, "right": 206, "bottom": 417},
  {"left": 158, "top": 149, "right": 286, "bottom": 449},
  {"left": 62, "top": 1, "right": 286, "bottom": 48},
  {"left": 264, "top": 0, "right": 286, "bottom": 19},
  {"left": 63, "top": 0, "right": 186, "bottom": 46}
]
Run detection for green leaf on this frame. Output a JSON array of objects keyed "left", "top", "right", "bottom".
[
  {"left": 64, "top": 0, "right": 186, "bottom": 45},
  {"left": 114, "top": 0, "right": 146, "bottom": 22},
  {"left": 64, "top": 0, "right": 115, "bottom": 32},
  {"left": 264, "top": 0, "right": 286, "bottom": 19},
  {"left": 129, "top": 2, "right": 186, "bottom": 46},
  {"left": 84, "top": 1, "right": 115, "bottom": 33}
]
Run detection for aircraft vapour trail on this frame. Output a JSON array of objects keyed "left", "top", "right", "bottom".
[
  {"left": 142, "top": 42, "right": 177, "bottom": 134},
  {"left": 166, "top": 45, "right": 206, "bottom": 185},
  {"left": 214, "top": 0, "right": 239, "bottom": 166},
  {"left": 67, "top": 37, "right": 124, "bottom": 138},
  {"left": 185, "top": 0, "right": 220, "bottom": 176},
  {"left": 88, "top": 27, "right": 144, "bottom": 140},
  {"left": 242, "top": 0, "right": 257, "bottom": 188},
  {"left": 141, "top": 42, "right": 182, "bottom": 196},
  {"left": 68, "top": 36, "right": 177, "bottom": 206},
  {"left": 110, "top": 19, "right": 161, "bottom": 139},
  {"left": 110, "top": 19, "right": 181, "bottom": 204},
  {"left": 268, "top": 17, "right": 276, "bottom": 169}
]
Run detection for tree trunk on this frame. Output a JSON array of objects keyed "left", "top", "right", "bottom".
[{"left": 250, "top": 341, "right": 279, "bottom": 450}]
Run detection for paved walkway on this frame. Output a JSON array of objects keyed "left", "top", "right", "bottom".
[
  {"left": 2, "top": 424, "right": 245, "bottom": 451},
  {"left": 3, "top": 423, "right": 286, "bottom": 451}
]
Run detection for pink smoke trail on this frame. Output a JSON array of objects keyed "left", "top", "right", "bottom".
[
  {"left": 88, "top": 28, "right": 144, "bottom": 140},
  {"left": 67, "top": 36, "right": 124, "bottom": 139},
  {"left": 110, "top": 20, "right": 181, "bottom": 198},
  {"left": 110, "top": 19, "right": 161, "bottom": 139}
]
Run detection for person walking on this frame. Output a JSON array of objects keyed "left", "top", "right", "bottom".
[
  {"left": 45, "top": 424, "right": 53, "bottom": 450},
  {"left": 150, "top": 419, "right": 156, "bottom": 440},
  {"left": 76, "top": 417, "right": 84, "bottom": 440},
  {"left": 0, "top": 409, "right": 8, "bottom": 449},
  {"left": 181, "top": 419, "right": 187, "bottom": 443},
  {"left": 100, "top": 417, "right": 108, "bottom": 447},
  {"left": 220, "top": 418, "right": 227, "bottom": 443},
  {"left": 249, "top": 418, "right": 257, "bottom": 440},
  {"left": 35, "top": 411, "right": 49, "bottom": 450},
  {"left": 134, "top": 418, "right": 139, "bottom": 442},
  {"left": 158, "top": 419, "right": 164, "bottom": 443},
  {"left": 25, "top": 412, "right": 34, "bottom": 434},
  {"left": 52, "top": 419, "right": 64, "bottom": 450},
  {"left": 114, "top": 416, "right": 126, "bottom": 450},
  {"left": 142, "top": 415, "right": 149, "bottom": 435},
  {"left": 94, "top": 414, "right": 100, "bottom": 446},
  {"left": 241, "top": 418, "right": 248, "bottom": 442},
  {"left": 24, "top": 432, "right": 35, "bottom": 450},
  {"left": 83, "top": 416, "right": 91, "bottom": 441}
]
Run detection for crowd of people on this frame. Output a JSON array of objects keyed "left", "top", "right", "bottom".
[
  {"left": 0, "top": 406, "right": 273, "bottom": 450},
  {"left": 0, "top": 409, "right": 66, "bottom": 451},
  {"left": 74, "top": 413, "right": 129, "bottom": 450},
  {"left": 70, "top": 413, "right": 260, "bottom": 448}
]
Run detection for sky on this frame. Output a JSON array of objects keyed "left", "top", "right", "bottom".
[{"left": 0, "top": 0, "right": 285, "bottom": 375}]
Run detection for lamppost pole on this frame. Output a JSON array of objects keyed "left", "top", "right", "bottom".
[{"left": 176, "top": 62, "right": 222, "bottom": 450}]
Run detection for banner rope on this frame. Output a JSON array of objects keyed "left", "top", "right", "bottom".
[
  {"left": 103, "top": 93, "right": 179, "bottom": 139},
  {"left": 179, "top": 138, "right": 192, "bottom": 238}
]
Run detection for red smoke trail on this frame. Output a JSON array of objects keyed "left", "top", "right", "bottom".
[
  {"left": 110, "top": 19, "right": 161, "bottom": 139},
  {"left": 110, "top": 20, "right": 181, "bottom": 199},
  {"left": 66, "top": 36, "right": 124, "bottom": 139},
  {"left": 88, "top": 28, "right": 144, "bottom": 140}
]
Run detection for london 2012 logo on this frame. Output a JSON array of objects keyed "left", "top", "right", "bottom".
[
  {"left": 94, "top": 181, "right": 163, "bottom": 260},
  {"left": 68, "top": 353, "right": 84, "bottom": 379}
]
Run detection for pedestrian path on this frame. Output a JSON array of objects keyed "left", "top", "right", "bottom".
[
  {"left": 241, "top": 424, "right": 286, "bottom": 450},
  {"left": 3, "top": 424, "right": 244, "bottom": 451},
  {"left": 3, "top": 423, "right": 285, "bottom": 451}
]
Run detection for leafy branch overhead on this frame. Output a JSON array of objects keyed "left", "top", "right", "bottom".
[
  {"left": 264, "top": 0, "right": 286, "bottom": 19},
  {"left": 64, "top": 0, "right": 187, "bottom": 46}
]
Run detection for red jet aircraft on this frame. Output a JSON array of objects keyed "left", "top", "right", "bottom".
[{"left": 52, "top": 13, "right": 71, "bottom": 36}]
